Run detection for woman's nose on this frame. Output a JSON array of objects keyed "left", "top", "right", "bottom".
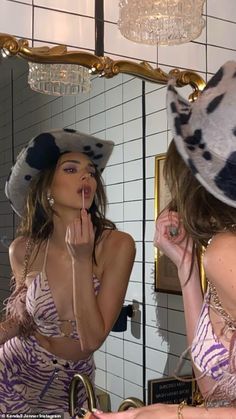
[{"left": 80, "top": 172, "right": 91, "bottom": 181}]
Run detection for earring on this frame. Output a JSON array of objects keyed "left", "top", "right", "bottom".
[{"left": 47, "top": 193, "right": 54, "bottom": 207}]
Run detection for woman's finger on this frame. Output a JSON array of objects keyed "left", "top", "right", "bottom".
[
  {"left": 72, "top": 218, "right": 82, "bottom": 243},
  {"left": 88, "top": 213, "right": 94, "bottom": 240}
]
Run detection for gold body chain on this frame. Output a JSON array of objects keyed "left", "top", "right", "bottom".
[{"left": 208, "top": 280, "right": 236, "bottom": 332}]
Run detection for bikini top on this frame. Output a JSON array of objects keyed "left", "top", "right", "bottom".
[
  {"left": 191, "top": 291, "right": 229, "bottom": 381},
  {"left": 190, "top": 235, "right": 231, "bottom": 381},
  {"left": 190, "top": 290, "right": 236, "bottom": 405},
  {"left": 23, "top": 240, "right": 100, "bottom": 339}
]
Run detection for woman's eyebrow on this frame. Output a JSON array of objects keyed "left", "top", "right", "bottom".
[
  {"left": 59, "top": 159, "right": 95, "bottom": 169},
  {"left": 59, "top": 159, "right": 81, "bottom": 165}
]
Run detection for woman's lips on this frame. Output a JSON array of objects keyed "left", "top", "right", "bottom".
[{"left": 78, "top": 186, "right": 92, "bottom": 198}]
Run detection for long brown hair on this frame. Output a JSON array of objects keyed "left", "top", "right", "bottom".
[
  {"left": 17, "top": 154, "right": 116, "bottom": 263},
  {"left": 164, "top": 141, "right": 236, "bottom": 280}
]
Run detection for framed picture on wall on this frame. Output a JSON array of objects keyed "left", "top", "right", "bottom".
[
  {"left": 154, "top": 154, "right": 181, "bottom": 295},
  {"left": 154, "top": 154, "right": 206, "bottom": 295}
]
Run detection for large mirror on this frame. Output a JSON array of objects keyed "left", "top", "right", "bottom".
[{"left": 0, "top": 35, "right": 206, "bottom": 412}]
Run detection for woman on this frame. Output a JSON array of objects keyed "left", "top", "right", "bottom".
[
  {"left": 87, "top": 62, "right": 236, "bottom": 417},
  {"left": 0, "top": 128, "right": 135, "bottom": 414}
]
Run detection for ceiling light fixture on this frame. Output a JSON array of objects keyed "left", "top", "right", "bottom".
[
  {"left": 118, "top": 0, "right": 206, "bottom": 46},
  {"left": 28, "top": 62, "right": 91, "bottom": 96}
]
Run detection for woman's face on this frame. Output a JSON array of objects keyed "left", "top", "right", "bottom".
[{"left": 50, "top": 151, "right": 97, "bottom": 212}]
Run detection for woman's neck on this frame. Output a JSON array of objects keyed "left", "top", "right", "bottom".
[{"left": 50, "top": 211, "right": 81, "bottom": 250}]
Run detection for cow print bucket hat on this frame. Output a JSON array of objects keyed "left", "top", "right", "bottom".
[
  {"left": 5, "top": 128, "right": 114, "bottom": 217},
  {"left": 167, "top": 60, "right": 236, "bottom": 208}
]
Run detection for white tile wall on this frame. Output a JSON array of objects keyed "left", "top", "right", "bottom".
[
  {"left": 107, "top": 354, "right": 124, "bottom": 379},
  {"left": 105, "top": 85, "right": 123, "bottom": 109},
  {"left": 34, "top": 7, "right": 95, "bottom": 49},
  {"left": 105, "top": 105, "right": 123, "bottom": 129},
  {"left": 146, "top": 347, "right": 169, "bottom": 375},
  {"left": 107, "top": 372, "right": 124, "bottom": 398},
  {"left": 207, "top": 0, "right": 236, "bottom": 21},
  {"left": 124, "top": 180, "right": 142, "bottom": 201},
  {"left": 123, "top": 119, "right": 143, "bottom": 142},
  {"left": 1, "top": 0, "right": 236, "bottom": 413},
  {"left": 207, "top": 46, "right": 236, "bottom": 73},
  {"left": 104, "top": 0, "right": 119, "bottom": 23},
  {"left": 125, "top": 280, "right": 142, "bottom": 303},
  {"left": 207, "top": 17, "right": 236, "bottom": 50},
  {"left": 34, "top": 0, "right": 95, "bottom": 16},
  {"left": 104, "top": 22, "right": 158, "bottom": 63},
  {"left": 124, "top": 340, "right": 142, "bottom": 364},
  {"left": 123, "top": 201, "right": 142, "bottom": 221},
  {"left": 124, "top": 360, "right": 143, "bottom": 386},
  {"left": 124, "top": 380, "right": 143, "bottom": 400},
  {"left": 159, "top": 42, "right": 206, "bottom": 73},
  {"left": 106, "top": 183, "right": 124, "bottom": 203},
  {"left": 124, "top": 160, "right": 143, "bottom": 182},
  {"left": 1, "top": 0, "right": 32, "bottom": 38}
]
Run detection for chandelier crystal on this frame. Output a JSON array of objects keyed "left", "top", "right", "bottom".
[
  {"left": 118, "top": 0, "right": 206, "bottom": 46},
  {"left": 28, "top": 63, "right": 91, "bottom": 96}
]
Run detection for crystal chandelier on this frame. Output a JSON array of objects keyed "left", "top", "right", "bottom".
[
  {"left": 118, "top": 0, "right": 206, "bottom": 46},
  {"left": 28, "top": 63, "right": 91, "bottom": 96}
]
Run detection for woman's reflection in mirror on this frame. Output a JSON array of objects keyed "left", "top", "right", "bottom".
[{"left": 0, "top": 128, "right": 135, "bottom": 414}]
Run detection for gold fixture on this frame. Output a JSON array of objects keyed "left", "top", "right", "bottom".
[
  {"left": 118, "top": 397, "right": 145, "bottom": 411},
  {"left": 69, "top": 373, "right": 97, "bottom": 418},
  {"left": 118, "top": 0, "right": 206, "bottom": 46},
  {"left": 68, "top": 373, "right": 144, "bottom": 416},
  {"left": 0, "top": 33, "right": 206, "bottom": 100}
]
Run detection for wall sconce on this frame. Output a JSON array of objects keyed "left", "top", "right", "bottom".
[
  {"left": 118, "top": 0, "right": 206, "bottom": 46},
  {"left": 28, "top": 62, "right": 91, "bottom": 96}
]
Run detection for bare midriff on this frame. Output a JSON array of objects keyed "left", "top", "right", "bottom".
[{"left": 34, "top": 331, "right": 92, "bottom": 362}]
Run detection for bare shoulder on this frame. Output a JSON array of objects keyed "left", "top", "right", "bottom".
[
  {"left": 9, "top": 236, "right": 28, "bottom": 264},
  {"left": 101, "top": 230, "right": 136, "bottom": 262},
  {"left": 204, "top": 231, "right": 236, "bottom": 279},
  {"left": 105, "top": 230, "right": 135, "bottom": 250},
  {"left": 205, "top": 231, "right": 236, "bottom": 258},
  {"left": 9, "top": 236, "right": 28, "bottom": 277}
]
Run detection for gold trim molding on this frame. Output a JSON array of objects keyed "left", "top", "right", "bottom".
[{"left": 0, "top": 33, "right": 206, "bottom": 98}]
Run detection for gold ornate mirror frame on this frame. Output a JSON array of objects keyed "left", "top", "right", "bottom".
[{"left": 0, "top": 33, "right": 206, "bottom": 100}]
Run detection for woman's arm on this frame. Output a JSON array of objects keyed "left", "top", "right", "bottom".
[
  {"left": 154, "top": 209, "right": 215, "bottom": 396},
  {"left": 85, "top": 404, "right": 236, "bottom": 419},
  {"left": 66, "top": 209, "right": 136, "bottom": 352},
  {"left": 0, "top": 318, "right": 19, "bottom": 344},
  {"left": 0, "top": 236, "right": 30, "bottom": 344}
]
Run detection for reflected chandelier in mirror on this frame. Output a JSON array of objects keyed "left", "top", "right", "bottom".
[{"left": 0, "top": 32, "right": 206, "bottom": 99}]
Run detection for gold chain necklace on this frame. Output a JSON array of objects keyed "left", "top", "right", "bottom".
[{"left": 208, "top": 280, "right": 236, "bottom": 332}]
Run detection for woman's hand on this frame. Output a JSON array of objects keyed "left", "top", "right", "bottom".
[
  {"left": 65, "top": 209, "right": 95, "bottom": 262},
  {"left": 83, "top": 404, "right": 234, "bottom": 419},
  {"left": 154, "top": 209, "right": 196, "bottom": 285}
]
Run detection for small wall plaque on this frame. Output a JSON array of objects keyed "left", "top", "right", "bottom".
[{"left": 148, "top": 376, "right": 195, "bottom": 405}]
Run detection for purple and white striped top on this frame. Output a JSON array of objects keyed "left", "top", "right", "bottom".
[
  {"left": 25, "top": 270, "right": 100, "bottom": 339},
  {"left": 191, "top": 293, "right": 229, "bottom": 381},
  {"left": 19, "top": 239, "right": 101, "bottom": 340}
]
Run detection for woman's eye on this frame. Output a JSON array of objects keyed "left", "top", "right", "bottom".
[
  {"left": 89, "top": 171, "right": 96, "bottom": 177},
  {"left": 63, "top": 167, "right": 77, "bottom": 173}
]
